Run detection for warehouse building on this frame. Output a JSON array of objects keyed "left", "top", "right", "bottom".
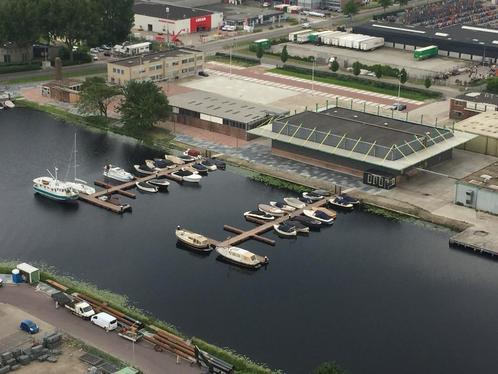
[
  {"left": 133, "top": 2, "right": 223, "bottom": 35},
  {"left": 202, "top": 3, "right": 285, "bottom": 27},
  {"left": 454, "top": 111, "right": 498, "bottom": 156},
  {"left": 450, "top": 92, "right": 498, "bottom": 120},
  {"left": 107, "top": 48, "right": 204, "bottom": 85},
  {"left": 353, "top": 22, "right": 498, "bottom": 62},
  {"left": 249, "top": 107, "right": 475, "bottom": 188},
  {"left": 455, "top": 162, "right": 498, "bottom": 215},
  {"left": 169, "top": 91, "right": 287, "bottom": 140}
]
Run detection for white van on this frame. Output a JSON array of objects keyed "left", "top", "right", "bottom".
[{"left": 91, "top": 312, "right": 118, "bottom": 332}]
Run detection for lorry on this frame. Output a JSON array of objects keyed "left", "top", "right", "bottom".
[
  {"left": 52, "top": 292, "right": 95, "bottom": 320},
  {"left": 414, "top": 45, "right": 438, "bottom": 60}
]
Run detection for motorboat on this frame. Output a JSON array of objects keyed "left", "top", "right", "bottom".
[
  {"left": 153, "top": 158, "right": 175, "bottom": 170},
  {"left": 191, "top": 163, "right": 209, "bottom": 175},
  {"left": 103, "top": 165, "right": 134, "bottom": 182},
  {"left": 314, "top": 207, "right": 337, "bottom": 219},
  {"left": 179, "top": 154, "right": 196, "bottom": 163},
  {"left": 215, "top": 246, "right": 269, "bottom": 269},
  {"left": 175, "top": 226, "right": 212, "bottom": 252},
  {"left": 148, "top": 178, "right": 170, "bottom": 190},
  {"left": 33, "top": 169, "right": 79, "bottom": 202},
  {"left": 171, "top": 168, "right": 202, "bottom": 183},
  {"left": 293, "top": 215, "right": 322, "bottom": 230},
  {"left": 165, "top": 155, "right": 185, "bottom": 165},
  {"left": 299, "top": 196, "right": 315, "bottom": 204},
  {"left": 340, "top": 193, "right": 360, "bottom": 206},
  {"left": 98, "top": 195, "right": 132, "bottom": 212},
  {"left": 134, "top": 164, "right": 156, "bottom": 175},
  {"left": 303, "top": 208, "right": 334, "bottom": 225},
  {"left": 3, "top": 100, "right": 15, "bottom": 109},
  {"left": 145, "top": 159, "right": 162, "bottom": 171},
  {"left": 200, "top": 158, "right": 217, "bottom": 171},
  {"left": 211, "top": 158, "right": 226, "bottom": 170},
  {"left": 284, "top": 197, "right": 306, "bottom": 209},
  {"left": 328, "top": 195, "right": 354, "bottom": 210},
  {"left": 312, "top": 189, "right": 331, "bottom": 197},
  {"left": 183, "top": 149, "right": 201, "bottom": 158},
  {"left": 273, "top": 222, "right": 297, "bottom": 237},
  {"left": 270, "top": 201, "right": 296, "bottom": 212},
  {"left": 244, "top": 210, "right": 275, "bottom": 221},
  {"left": 302, "top": 191, "right": 323, "bottom": 201},
  {"left": 286, "top": 220, "right": 310, "bottom": 234},
  {"left": 65, "top": 133, "right": 96, "bottom": 195},
  {"left": 258, "top": 204, "right": 285, "bottom": 216},
  {"left": 136, "top": 181, "right": 158, "bottom": 193}
]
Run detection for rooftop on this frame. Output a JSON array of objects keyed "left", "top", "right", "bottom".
[
  {"left": 454, "top": 111, "right": 498, "bottom": 138},
  {"left": 455, "top": 91, "right": 498, "bottom": 106},
  {"left": 109, "top": 48, "right": 202, "bottom": 67},
  {"left": 169, "top": 90, "right": 287, "bottom": 125},
  {"left": 460, "top": 161, "right": 498, "bottom": 192},
  {"left": 133, "top": 2, "right": 213, "bottom": 20},
  {"left": 202, "top": 3, "right": 283, "bottom": 21}
]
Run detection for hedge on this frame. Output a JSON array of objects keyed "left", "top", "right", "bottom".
[
  {"left": 0, "top": 62, "right": 42, "bottom": 75},
  {"left": 215, "top": 52, "right": 261, "bottom": 65}
]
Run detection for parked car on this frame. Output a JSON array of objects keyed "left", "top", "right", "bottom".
[
  {"left": 90, "top": 47, "right": 99, "bottom": 54},
  {"left": 90, "top": 54, "right": 99, "bottom": 61},
  {"left": 390, "top": 103, "right": 407, "bottom": 111},
  {"left": 103, "top": 52, "right": 111, "bottom": 57},
  {"left": 101, "top": 44, "right": 111, "bottom": 50},
  {"left": 20, "top": 320, "right": 39, "bottom": 334},
  {"left": 91, "top": 312, "right": 118, "bottom": 332},
  {"left": 198, "top": 71, "right": 209, "bottom": 77},
  {"left": 302, "top": 22, "right": 311, "bottom": 28}
]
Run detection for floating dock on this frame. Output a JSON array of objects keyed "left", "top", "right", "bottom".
[{"left": 449, "top": 227, "right": 498, "bottom": 257}]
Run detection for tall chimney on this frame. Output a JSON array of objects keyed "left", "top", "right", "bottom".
[{"left": 54, "top": 57, "right": 63, "bottom": 81}]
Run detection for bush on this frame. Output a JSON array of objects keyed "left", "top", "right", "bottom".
[
  {"left": 0, "top": 62, "right": 41, "bottom": 75},
  {"left": 486, "top": 77, "right": 498, "bottom": 93},
  {"left": 215, "top": 52, "right": 260, "bottom": 65},
  {"left": 59, "top": 46, "right": 92, "bottom": 65}
]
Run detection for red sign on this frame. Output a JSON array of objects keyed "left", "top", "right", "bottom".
[{"left": 190, "top": 15, "right": 211, "bottom": 32}]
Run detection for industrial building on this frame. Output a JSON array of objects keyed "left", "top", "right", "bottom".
[
  {"left": 0, "top": 43, "right": 32, "bottom": 64},
  {"left": 455, "top": 162, "right": 498, "bottom": 215},
  {"left": 454, "top": 111, "right": 498, "bottom": 156},
  {"left": 249, "top": 107, "right": 475, "bottom": 188},
  {"left": 169, "top": 91, "right": 287, "bottom": 140},
  {"left": 107, "top": 48, "right": 204, "bottom": 85},
  {"left": 203, "top": 3, "right": 285, "bottom": 27},
  {"left": 450, "top": 92, "right": 498, "bottom": 120},
  {"left": 133, "top": 2, "right": 223, "bottom": 35},
  {"left": 353, "top": 22, "right": 498, "bottom": 62}
]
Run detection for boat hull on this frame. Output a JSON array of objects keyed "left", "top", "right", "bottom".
[
  {"left": 33, "top": 187, "right": 78, "bottom": 202},
  {"left": 216, "top": 254, "right": 262, "bottom": 269}
]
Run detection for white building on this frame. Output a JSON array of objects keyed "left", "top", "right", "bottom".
[{"left": 455, "top": 162, "right": 498, "bottom": 215}]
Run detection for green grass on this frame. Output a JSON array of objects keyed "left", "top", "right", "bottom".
[
  {"left": 207, "top": 55, "right": 259, "bottom": 67},
  {"left": 270, "top": 67, "right": 436, "bottom": 101},
  {"left": 0, "top": 66, "right": 106, "bottom": 84}
]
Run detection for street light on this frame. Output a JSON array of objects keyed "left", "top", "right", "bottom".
[{"left": 311, "top": 56, "right": 315, "bottom": 96}]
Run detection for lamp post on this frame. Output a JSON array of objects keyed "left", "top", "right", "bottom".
[
  {"left": 229, "top": 45, "right": 232, "bottom": 79},
  {"left": 311, "top": 56, "right": 315, "bottom": 96}
]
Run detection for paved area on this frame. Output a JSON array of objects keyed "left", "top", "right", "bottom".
[{"left": 0, "top": 284, "right": 201, "bottom": 374}]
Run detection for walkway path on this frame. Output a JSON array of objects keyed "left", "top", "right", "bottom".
[{"left": 0, "top": 284, "right": 201, "bottom": 374}]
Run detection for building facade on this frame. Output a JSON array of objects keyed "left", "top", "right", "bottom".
[
  {"left": 0, "top": 44, "right": 32, "bottom": 64},
  {"left": 455, "top": 162, "right": 498, "bottom": 215},
  {"left": 454, "top": 111, "right": 498, "bottom": 157},
  {"left": 107, "top": 49, "right": 204, "bottom": 85},
  {"left": 449, "top": 92, "right": 498, "bottom": 120}
]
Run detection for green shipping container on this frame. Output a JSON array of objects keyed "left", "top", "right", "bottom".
[
  {"left": 414, "top": 45, "right": 438, "bottom": 60},
  {"left": 252, "top": 39, "right": 271, "bottom": 50}
]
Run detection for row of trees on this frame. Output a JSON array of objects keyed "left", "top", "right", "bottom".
[
  {"left": 0, "top": 0, "right": 134, "bottom": 60},
  {"left": 78, "top": 77, "right": 171, "bottom": 129}
]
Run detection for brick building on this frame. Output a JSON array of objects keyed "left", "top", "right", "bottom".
[{"left": 449, "top": 92, "right": 498, "bottom": 120}]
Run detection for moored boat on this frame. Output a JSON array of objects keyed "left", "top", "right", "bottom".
[
  {"left": 302, "top": 191, "right": 323, "bottom": 201},
  {"left": 293, "top": 215, "right": 322, "bottom": 230},
  {"left": 154, "top": 158, "right": 175, "bottom": 169},
  {"left": 65, "top": 133, "right": 96, "bottom": 195},
  {"left": 33, "top": 169, "right": 79, "bottom": 202},
  {"left": 148, "top": 178, "right": 170, "bottom": 190},
  {"left": 179, "top": 154, "right": 196, "bottom": 163},
  {"left": 273, "top": 222, "right": 297, "bottom": 237},
  {"left": 303, "top": 208, "right": 334, "bottom": 225},
  {"left": 340, "top": 193, "right": 360, "bottom": 206},
  {"left": 184, "top": 149, "right": 201, "bottom": 158},
  {"left": 284, "top": 197, "right": 306, "bottom": 209},
  {"left": 136, "top": 181, "right": 158, "bottom": 193},
  {"left": 200, "top": 158, "right": 217, "bottom": 171},
  {"left": 258, "top": 204, "right": 285, "bottom": 216},
  {"left": 244, "top": 210, "right": 275, "bottom": 221},
  {"left": 171, "top": 168, "right": 202, "bottom": 183},
  {"left": 211, "top": 158, "right": 226, "bottom": 170},
  {"left": 3, "top": 100, "right": 15, "bottom": 109},
  {"left": 328, "top": 196, "right": 354, "bottom": 210},
  {"left": 175, "top": 226, "right": 212, "bottom": 252},
  {"left": 270, "top": 201, "right": 296, "bottom": 212},
  {"left": 191, "top": 163, "right": 208, "bottom": 175},
  {"left": 103, "top": 165, "right": 134, "bottom": 182},
  {"left": 134, "top": 164, "right": 156, "bottom": 175},
  {"left": 215, "top": 246, "right": 269, "bottom": 269},
  {"left": 313, "top": 207, "right": 337, "bottom": 219},
  {"left": 312, "top": 189, "right": 331, "bottom": 197},
  {"left": 286, "top": 220, "right": 310, "bottom": 234},
  {"left": 165, "top": 155, "right": 185, "bottom": 165}
]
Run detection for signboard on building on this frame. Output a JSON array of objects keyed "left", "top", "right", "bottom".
[
  {"left": 363, "top": 169, "right": 396, "bottom": 189},
  {"left": 190, "top": 15, "right": 211, "bottom": 32}
]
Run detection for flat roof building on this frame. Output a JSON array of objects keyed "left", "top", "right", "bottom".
[
  {"left": 454, "top": 111, "right": 498, "bottom": 156},
  {"left": 107, "top": 48, "right": 204, "bottom": 85},
  {"left": 169, "top": 91, "right": 288, "bottom": 140},
  {"left": 249, "top": 107, "right": 475, "bottom": 187},
  {"left": 450, "top": 92, "right": 498, "bottom": 120}
]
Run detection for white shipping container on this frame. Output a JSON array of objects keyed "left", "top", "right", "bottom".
[
  {"left": 288, "top": 29, "right": 312, "bottom": 42},
  {"left": 359, "top": 37, "right": 384, "bottom": 51},
  {"left": 352, "top": 35, "right": 373, "bottom": 50},
  {"left": 296, "top": 31, "right": 315, "bottom": 43},
  {"left": 321, "top": 31, "right": 346, "bottom": 45}
]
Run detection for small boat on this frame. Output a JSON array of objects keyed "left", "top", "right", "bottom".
[
  {"left": 200, "top": 158, "right": 217, "bottom": 171},
  {"left": 134, "top": 164, "right": 156, "bottom": 175},
  {"left": 175, "top": 226, "right": 212, "bottom": 252},
  {"left": 136, "top": 181, "right": 158, "bottom": 193},
  {"left": 258, "top": 204, "right": 285, "bottom": 216},
  {"left": 273, "top": 222, "right": 297, "bottom": 237},
  {"left": 299, "top": 196, "right": 315, "bottom": 204},
  {"left": 286, "top": 220, "right": 310, "bottom": 234},
  {"left": 270, "top": 201, "right": 296, "bottom": 212},
  {"left": 103, "top": 165, "right": 134, "bottom": 182},
  {"left": 302, "top": 191, "right": 323, "bottom": 201},
  {"left": 340, "top": 194, "right": 360, "bottom": 206},
  {"left": 154, "top": 158, "right": 175, "bottom": 169},
  {"left": 293, "top": 215, "right": 322, "bottom": 230},
  {"left": 303, "top": 209, "right": 334, "bottom": 225},
  {"left": 211, "top": 159, "right": 226, "bottom": 170},
  {"left": 284, "top": 197, "right": 306, "bottom": 209},
  {"left": 3, "top": 100, "right": 15, "bottom": 109},
  {"left": 66, "top": 181, "right": 95, "bottom": 195},
  {"left": 191, "top": 163, "right": 208, "bottom": 175},
  {"left": 184, "top": 149, "right": 201, "bottom": 158},
  {"left": 165, "top": 155, "right": 185, "bottom": 165},
  {"left": 171, "top": 168, "right": 202, "bottom": 183},
  {"left": 179, "top": 154, "right": 196, "bottom": 163},
  {"left": 314, "top": 207, "right": 337, "bottom": 219},
  {"left": 328, "top": 196, "right": 354, "bottom": 210},
  {"left": 99, "top": 195, "right": 132, "bottom": 212},
  {"left": 0, "top": 102, "right": 4, "bottom": 110},
  {"left": 33, "top": 169, "right": 79, "bottom": 202},
  {"left": 145, "top": 159, "right": 161, "bottom": 171},
  {"left": 148, "top": 178, "right": 170, "bottom": 190},
  {"left": 244, "top": 210, "right": 275, "bottom": 221},
  {"left": 216, "top": 246, "right": 269, "bottom": 269}
]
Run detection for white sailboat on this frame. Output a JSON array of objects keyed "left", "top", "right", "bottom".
[{"left": 65, "top": 134, "right": 96, "bottom": 195}]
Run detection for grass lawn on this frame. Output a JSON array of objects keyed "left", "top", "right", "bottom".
[
  {"left": 0, "top": 66, "right": 106, "bottom": 84},
  {"left": 270, "top": 68, "right": 437, "bottom": 101}
]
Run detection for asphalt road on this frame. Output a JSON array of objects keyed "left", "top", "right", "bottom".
[{"left": 0, "top": 284, "right": 201, "bottom": 374}]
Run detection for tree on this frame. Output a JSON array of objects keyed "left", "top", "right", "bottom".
[
  {"left": 375, "top": 67, "right": 383, "bottom": 79},
  {"left": 352, "top": 61, "right": 361, "bottom": 76},
  {"left": 486, "top": 77, "right": 498, "bottom": 93},
  {"left": 78, "top": 77, "right": 120, "bottom": 118},
  {"left": 342, "top": 0, "right": 359, "bottom": 19},
  {"left": 424, "top": 77, "right": 432, "bottom": 88},
  {"left": 0, "top": 0, "right": 42, "bottom": 48},
  {"left": 313, "top": 362, "right": 348, "bottom": 374},
  {"left": 330, "top": 59, "right": 339, "bottom": 72},
  {"left": 118, "top": 80, "right": 171, "bottom": 129},
  {"left": 280, "top": 45, "right": 289, "bottom": 64},
  {"left": 399, "top": 68, "right": 408, "bottom": 84},
  {"left": 256, "top": 44, "right": 264, "bottom": 60},
  {"left": 378, "top": 0, "right": 393, "bottom": 13},
  {"left": 93, "top": 0, "right": 134, "bottom": 46}
]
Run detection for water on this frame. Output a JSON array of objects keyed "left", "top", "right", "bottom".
[{"left": 2, "top": 108, "right": 498, "bottom": 374}]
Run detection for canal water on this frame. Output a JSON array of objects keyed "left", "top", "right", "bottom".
[{"left": 2, "top": 108, "right": 498, "bottom": 374}]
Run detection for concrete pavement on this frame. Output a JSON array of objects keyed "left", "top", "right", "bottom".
[{"left": 0, "top": 284, "right": 201, "bottom": 374}]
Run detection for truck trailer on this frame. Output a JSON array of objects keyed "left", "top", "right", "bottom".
[{"left": 414, "top": 45, "right": 438, "bottom": 60}]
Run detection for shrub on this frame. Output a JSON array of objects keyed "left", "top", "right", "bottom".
[{"left": 0, "top": 62, "right": 41, "bottom": 75}]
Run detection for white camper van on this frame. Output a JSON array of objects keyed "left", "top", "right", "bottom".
[{"left": 91, "top": 312, "right": 118, "bottom": 332}]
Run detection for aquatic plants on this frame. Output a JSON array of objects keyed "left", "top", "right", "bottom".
[{"left": 249, "top": 174, "right": 309, "bottom": 194}]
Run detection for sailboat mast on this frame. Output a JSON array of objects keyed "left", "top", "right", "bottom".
[{"left": 74, "top": 133, "right": 77, "bottom": 182}]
